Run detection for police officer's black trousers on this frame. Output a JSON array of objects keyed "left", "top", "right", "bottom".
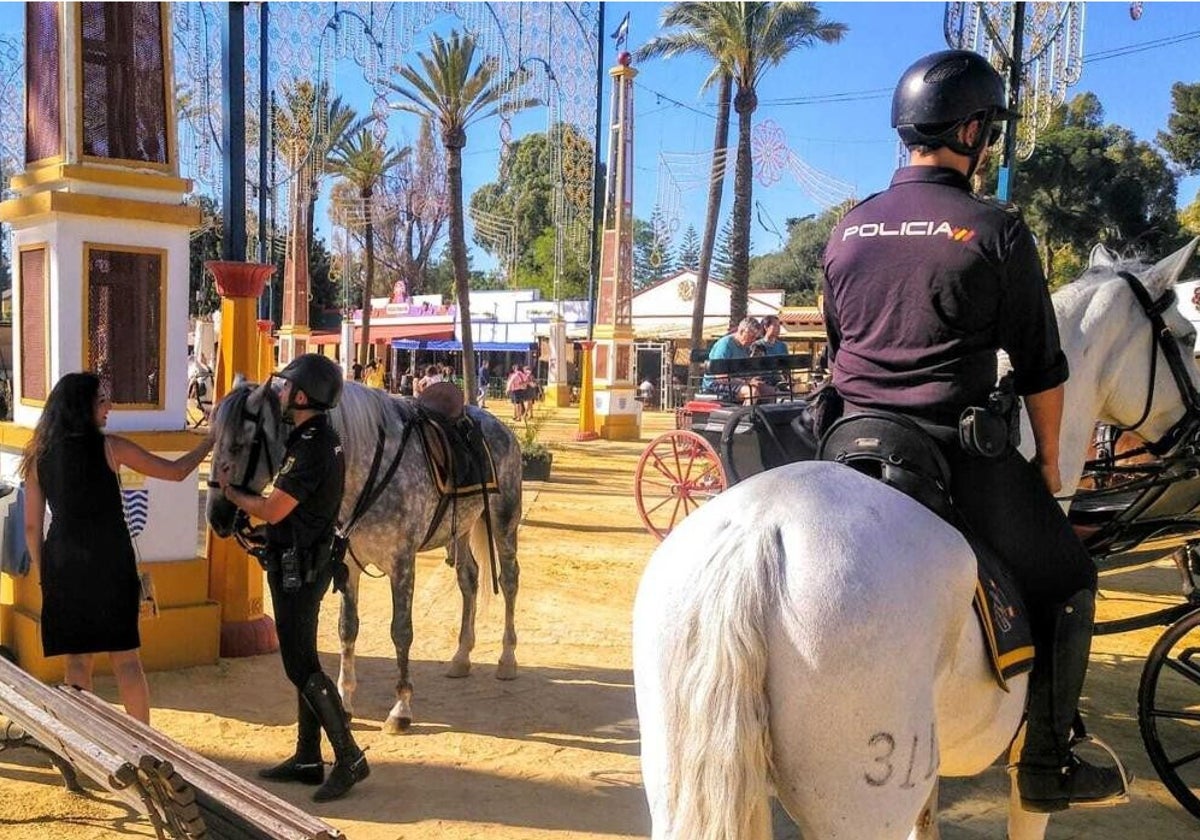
[
  {"left": 267, "top": 561, "right": 337, "bottom": 691},
  {"left": 943, "top": 442, "right": 1104, "bottom": 782}
]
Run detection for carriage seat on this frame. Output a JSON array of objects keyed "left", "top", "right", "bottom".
[{"left": 816, "top": 411, "right": 1034, "bottom": 689}]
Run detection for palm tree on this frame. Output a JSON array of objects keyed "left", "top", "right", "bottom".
[
  {"left": 329, "top": 127, "right": 410, "bottom": 365},
  {"left": 388, "top": 30, "right": 537, "bottom": 406},
  {"left": 274, "top": 80, "right": 357, "bottom": 325},
  {"left": 642, "top": 3, "right": 846, "bottom": 329}
]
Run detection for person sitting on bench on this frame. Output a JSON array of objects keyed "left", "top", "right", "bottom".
[{"left": 701, "top": 317, "right": 776, "bottom": 404}]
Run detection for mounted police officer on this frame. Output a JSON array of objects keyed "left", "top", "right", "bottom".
[
  {"left": 822, "top": 50, "right": 1125, "bottom": 812},
  {"left": 217, "top": 353, "right": 368, "bottom": 802}
]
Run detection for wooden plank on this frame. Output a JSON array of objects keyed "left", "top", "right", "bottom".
[
  {"left": 62, "top": 686, "right": 343, "bottom": 840},
  {"left": 0, "top": 679, "right": 145, "bottom": 814}
]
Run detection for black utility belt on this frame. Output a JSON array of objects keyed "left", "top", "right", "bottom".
[{"left": 259, "top": 539, "right": 336, "bottom": 593}]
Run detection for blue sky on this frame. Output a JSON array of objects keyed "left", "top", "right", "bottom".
[{"left": 4, "top": 2, "right": 1198, "bottom": 267}]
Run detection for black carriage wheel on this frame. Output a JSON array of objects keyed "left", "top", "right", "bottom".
[{"left": 1138, "top": 606, "right": 1200, "bottom": 820}]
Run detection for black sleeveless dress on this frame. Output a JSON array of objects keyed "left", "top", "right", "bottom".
[{"left": 38, "top": 431, "right": 139, "bottom": 656}]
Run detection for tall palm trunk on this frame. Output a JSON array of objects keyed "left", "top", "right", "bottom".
[
  {"left": 688, "top": 74, "right": 733, "bottom": 383},
  {"left": 729, "top": 85, "right": 757, "bottom": 330},
  {"left": 358, "top": 189, "right": 376, "bottom": 367},
  {"left": 446, "top": 139, "right": 478, "bottom": 405}
]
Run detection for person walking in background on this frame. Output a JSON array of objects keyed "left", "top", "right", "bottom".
[
  {"left": 217, "top": 354, "right": 368, "bottom": 802},
  {"left": 21, "top": 372, "right": 213, "bottom": 724},
  {"left": 350, "top": 363, "right": 363, "bottom": 383},
  {"left": 520, "top": 365, "right": 538, "bottom": 417},
  {"left": 364, "top": 360, "right": 385, "bottom": 389},
  {"left": 506, "top": 364, "right": 526, "bottom": 421}
]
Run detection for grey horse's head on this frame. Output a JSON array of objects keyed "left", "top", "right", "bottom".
[{"left": 206, "top": 377, "right": 286, "bottom": 538}]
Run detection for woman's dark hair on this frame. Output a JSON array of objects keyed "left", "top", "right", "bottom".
[{"left": 20, "top": 372, "right": 103, "bottom": 478}]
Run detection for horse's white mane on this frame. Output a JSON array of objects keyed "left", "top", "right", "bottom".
[{"left": 332, "top": 381, "right": 408, "bottom": 459}]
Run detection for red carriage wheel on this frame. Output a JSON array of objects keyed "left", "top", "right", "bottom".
[{"left": 635, "top": 430, "right": 728, "bottom": 541}]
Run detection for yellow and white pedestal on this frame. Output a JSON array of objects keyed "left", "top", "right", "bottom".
[{"left": 0, "top": 3, "right": 221, "bottom": 678}]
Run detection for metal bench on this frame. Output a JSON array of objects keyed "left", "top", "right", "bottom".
[{"left": 0, "top": 656, "right": 342, "bottom": 839}]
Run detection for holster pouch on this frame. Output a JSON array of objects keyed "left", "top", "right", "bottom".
[{"left": 959, "top": 373, "right": 1021, "bottom": 459}]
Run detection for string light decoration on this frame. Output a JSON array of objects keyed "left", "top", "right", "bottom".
[
  {"left": 944, "top": 2, "right": 1085, "bottom": 161},
  {"left": 172, "top": 2, "right": 601, "bottom": 277}
]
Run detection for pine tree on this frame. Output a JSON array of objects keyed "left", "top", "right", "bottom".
[
  {"left": 675, "top": 223, "right": 701, "bottom": 271},
  {"left": 712, "top": 216, "right": 739, "bottom": 283}
]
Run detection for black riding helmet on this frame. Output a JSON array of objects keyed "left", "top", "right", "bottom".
[
  {"left": 274, "top": 353, "right": 343, "bottom": 411},
  {"left": 891, "top": 49, "right": 1019, "bottom": 159}
]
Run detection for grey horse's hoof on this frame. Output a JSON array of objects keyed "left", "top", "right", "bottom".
[
  {"left": 382, "top": 715, "right": 411, "bottom": 735},
  {"left": 446, "top": 660, "right": 471, "bottom": 678},
  {"left": 495, "top": 659, "right": 518, "bottom": 681}
]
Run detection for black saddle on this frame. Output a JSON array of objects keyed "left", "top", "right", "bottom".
[{"left": 816, "top": 410, "right": 1034, "bottom": 689}]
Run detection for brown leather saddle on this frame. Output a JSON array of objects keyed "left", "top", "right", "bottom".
[{"left": 414, "top": 382, "right": 497, "bottom": 500}]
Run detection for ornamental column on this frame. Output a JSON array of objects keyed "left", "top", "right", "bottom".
[
  {"left": 590, "top": 52, "right": 641, "bottom": 440},
  {"left": 0, "top": 2, "right": 216, "bottom": 680}
]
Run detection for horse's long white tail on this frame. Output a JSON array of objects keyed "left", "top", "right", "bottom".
[
  {"left": 468, "top": 515, "right": 494, "bottom": 605},
  {"left": 638, "top": 527, "right": 782, "bottom": 840}
]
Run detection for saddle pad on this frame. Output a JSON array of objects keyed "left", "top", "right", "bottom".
[
  {"left": 416, "top": 415, "right": 498, "bottom": 498},
  {"left": 971, "top": 544, "right": 1035, "bottom": 691}
]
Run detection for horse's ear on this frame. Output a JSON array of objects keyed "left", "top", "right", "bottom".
[
  {"left": 245, "top": 381, "right": 271, "bottom": 415},
  {"left": 233, "top": 372, "right": 247, "bottom": 389},
  {"left": 1088, "top": 242, "right": 1119, "bottom": 268},
  {"left": 1144, "top": 236, "right": 1200, "bottom": 297}
]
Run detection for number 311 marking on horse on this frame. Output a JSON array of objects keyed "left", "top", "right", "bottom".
[{"left": 865, "top": 724, "right": 939, "bottom": 788}]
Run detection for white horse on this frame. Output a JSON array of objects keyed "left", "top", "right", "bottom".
[{"left": 633, "top": 238, "right": 1200, "bottom": 840}]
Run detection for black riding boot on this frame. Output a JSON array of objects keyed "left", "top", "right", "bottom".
[
  {"left": 302, "top": 673, "right": 369, "bottom": 802},
  {"left": 1017, "top": 590, "right": 1125, "bottom": 812},
  {"left": 258, "top": 692, "right": 324, "bottom": 785}
]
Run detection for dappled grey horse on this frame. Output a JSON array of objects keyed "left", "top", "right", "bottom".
[{"left": 207, "top": 379, "right": 523, "bottom": 733}]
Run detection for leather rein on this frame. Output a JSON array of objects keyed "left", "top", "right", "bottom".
[{"left": 1107, "top": 271, "right": 1200, "bottom": 459}]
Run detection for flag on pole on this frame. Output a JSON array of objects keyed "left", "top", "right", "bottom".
[{"left": 611, "top": 12, "right": 630, "bottom": 50}]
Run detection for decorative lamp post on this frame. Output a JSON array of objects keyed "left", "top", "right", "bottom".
[
  {"left": 585, "top": 49, "right": 641, "bottom": 441},
  {"left": 944, "top": 2, "right": 1085, "bottom": 200}
]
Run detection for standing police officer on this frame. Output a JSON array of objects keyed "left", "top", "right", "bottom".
[
  {"left": 822, "top": 50, "right": 1124, "bottom": 812},
  {"left": 218, "top": 353, "right": 368, "bottom": 802}
]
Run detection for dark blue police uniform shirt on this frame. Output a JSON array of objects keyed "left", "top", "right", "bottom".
[
  {"left": 822, "top": 166, "right": 1068, "bottom": 426},
  {"left": 267, "top": 413, "right": 346, "bottom": 549}
]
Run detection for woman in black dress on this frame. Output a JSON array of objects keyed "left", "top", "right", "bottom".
[{"left": 20, "top": 373, "right": 213, "bottom": 723}]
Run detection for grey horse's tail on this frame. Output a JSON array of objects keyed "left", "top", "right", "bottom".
[{"left": 655, "top": 526, "right": 782, "bottom": 840}]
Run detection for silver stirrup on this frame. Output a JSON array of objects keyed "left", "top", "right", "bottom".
[{"left": 1006, "top": 734, "right": 1133, "bottom": 808}]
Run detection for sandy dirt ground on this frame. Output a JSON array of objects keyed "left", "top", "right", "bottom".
[{"left": 1, "top": 405, "right": 1198, "bottom": 839}]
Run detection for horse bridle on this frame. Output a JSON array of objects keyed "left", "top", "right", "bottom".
[
  {"left": 1111, "top": 271, "right": 1200, "bottom": 457},
  {"left": 206, "top": 396, "right": 281, "bottom": 553}
]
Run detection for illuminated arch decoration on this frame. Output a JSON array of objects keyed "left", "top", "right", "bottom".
[{"left": 944, "top": 2, "right": 1085, "bottom": 160}]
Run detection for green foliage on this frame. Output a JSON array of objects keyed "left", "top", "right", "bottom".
[
  {"left": 508, "top": 404, "right": 551, "bottom": 459},
  {"left": 712, "top": 216, "right": 737, "bottom": 283},
  {"left": 507, "top": 228, "right": 590, "bottom": 300},
  {"left": 748, "top": 203, "right": 848, "bottom": 304},
  {"left": 1158, "top": 81, "right": 1200, "bottom": 175},
  {"left": 633, "top": 210, "right": 675, "bottom": 290},
  {"left": 1182, "top": 191, "right": 1200, "bottom": 236},
  {"left": 675, "top": 224, "right": 701, "bottom": 271},
  {"left": 468, "top": 125, "right": 593, "bottom": 293},
  {"left": 984, "top": 92, "right": 1180, "bottom": 285}
]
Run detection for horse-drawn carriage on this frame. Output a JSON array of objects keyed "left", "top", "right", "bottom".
[{"left": 634, "top": 340, "right": 1200, "bottom": 821}]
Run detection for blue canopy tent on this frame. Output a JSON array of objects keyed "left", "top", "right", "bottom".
[{"left": 389, "top": 339, "right": 532, "bottom": 352}]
